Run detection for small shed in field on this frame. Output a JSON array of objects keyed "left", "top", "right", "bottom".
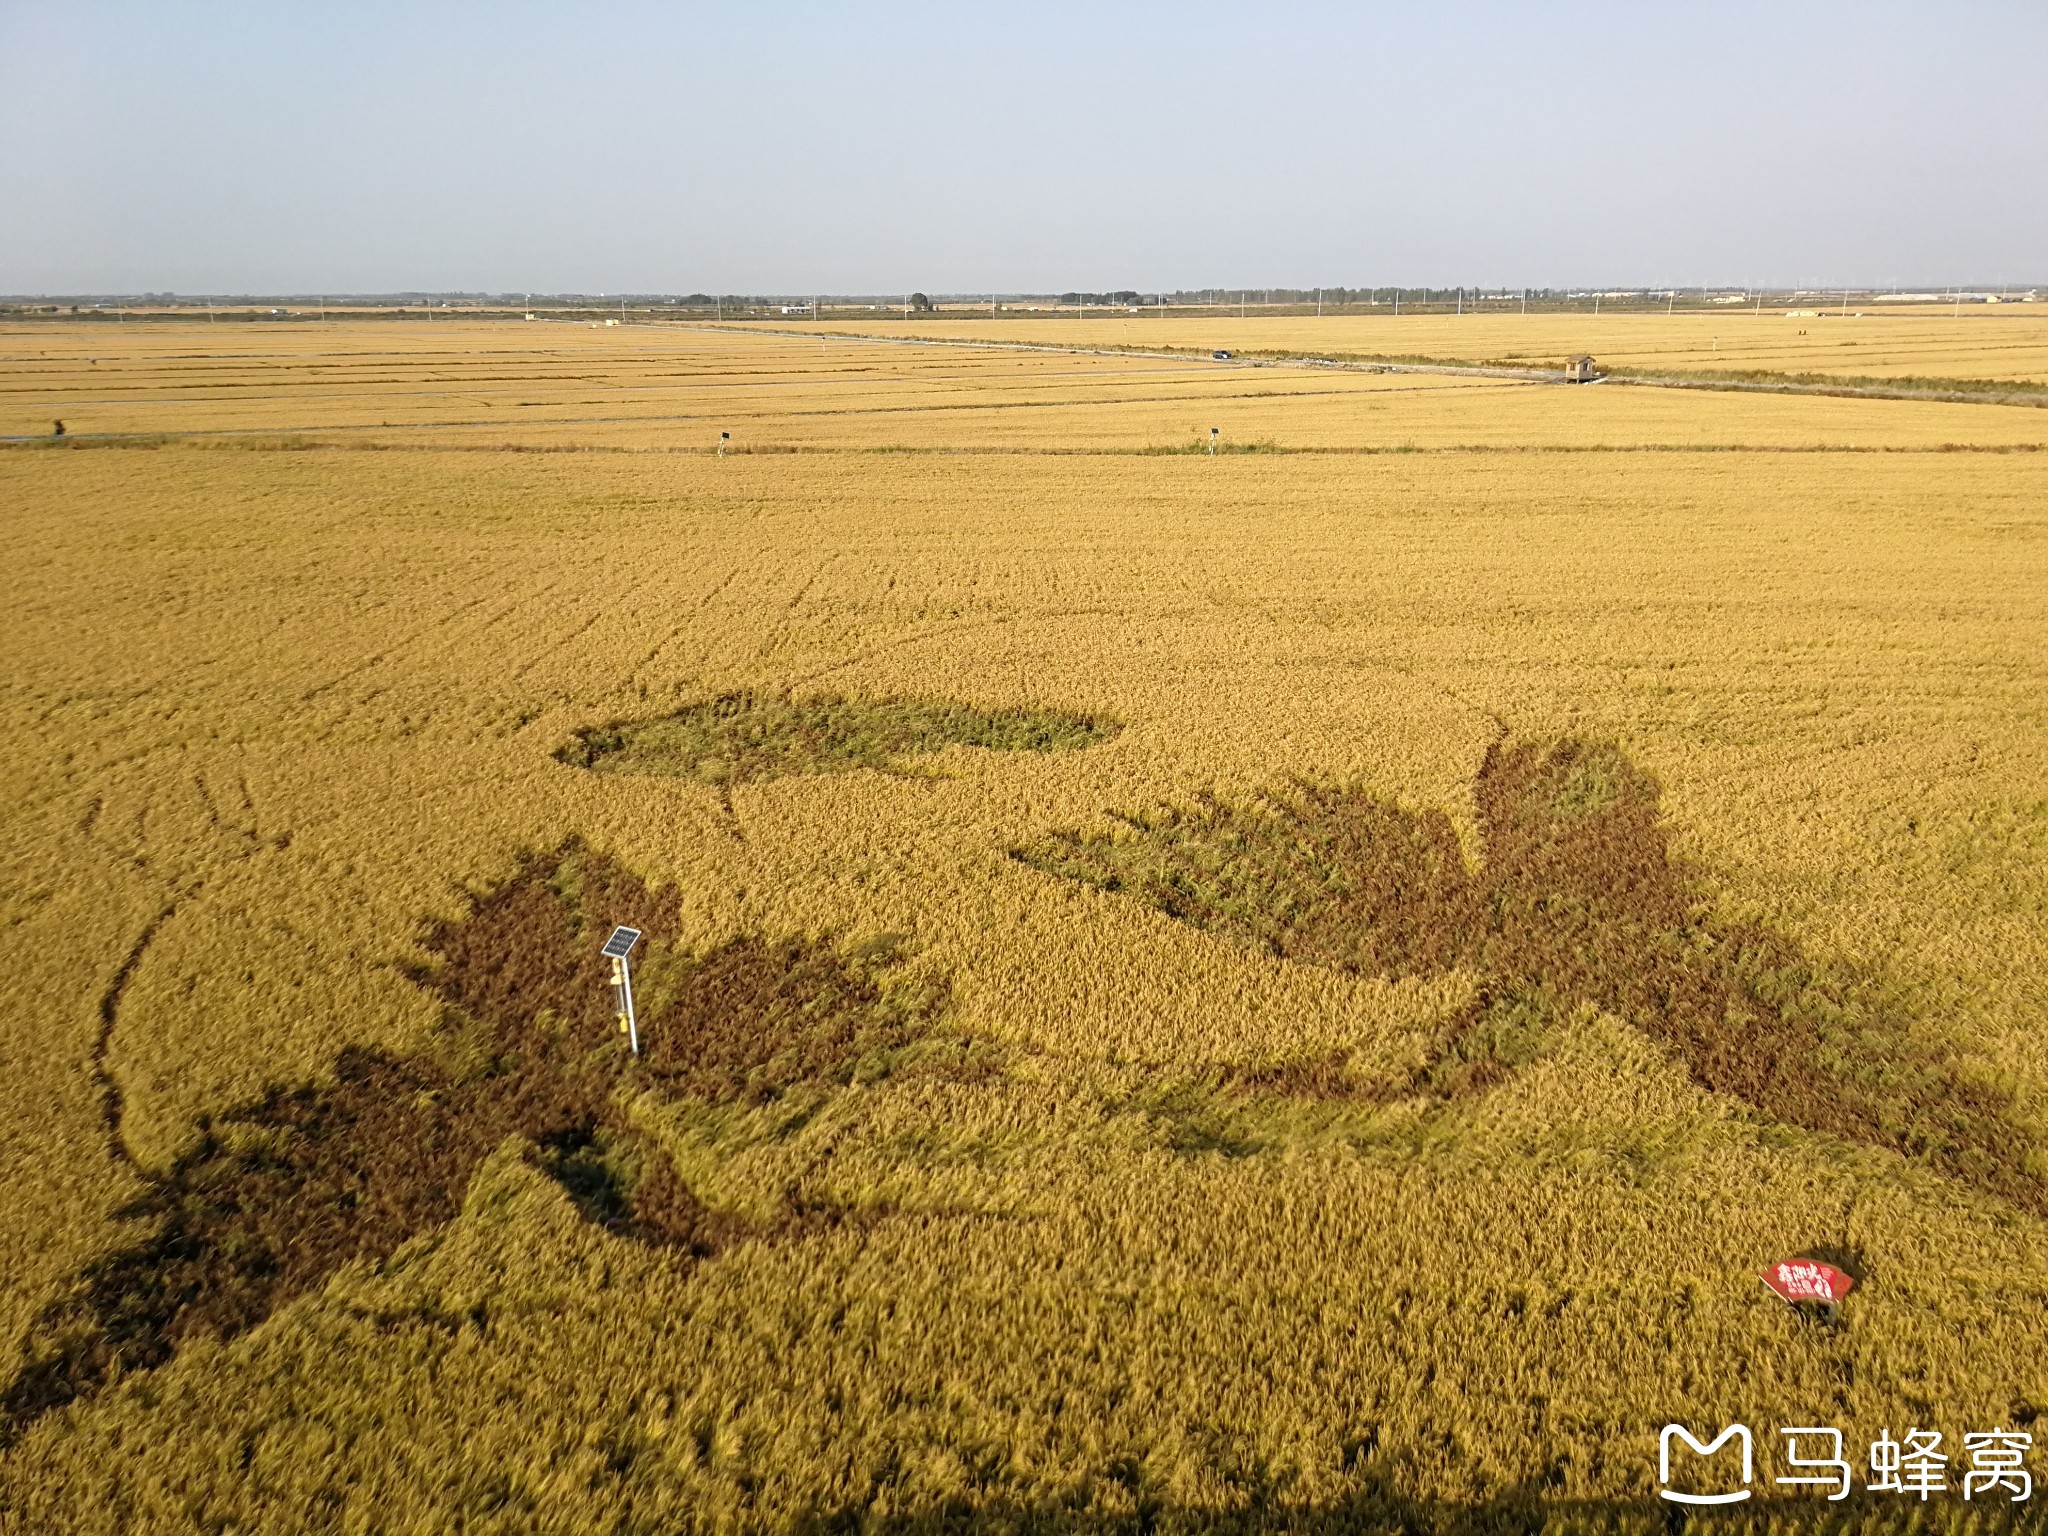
[{"left": 1564, "top": 355, "right": 1599, "bottom": 383}]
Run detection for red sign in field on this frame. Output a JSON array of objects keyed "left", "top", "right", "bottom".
[{"left": 1762, "top": 1260, "right": 1854, "bottom": 1306}]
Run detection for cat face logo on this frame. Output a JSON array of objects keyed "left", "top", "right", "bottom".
[{"left": 1660, "top": 1424, "right": 1754, "bottom": 1505}]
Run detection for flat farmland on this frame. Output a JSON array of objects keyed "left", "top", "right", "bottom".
[
  {"left": 816, "top": 307, "right": 2048, "bottom": 386},
  {"left": 7, "top": 319, "right": 2048, "bottom": 452},
  {"left": 3, "top": 321, "right": 2048, "bottom": 1532}
]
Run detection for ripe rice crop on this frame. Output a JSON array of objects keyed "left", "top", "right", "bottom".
[
  {"left": 813, "top": 307, "right": 2048, "bottom": 387},
  {"left": 3, "top": 322, "right": 2048, "bottom": 1531},
  {"left": 8, "top": 318, "right": 2048, "bottom": 452}
]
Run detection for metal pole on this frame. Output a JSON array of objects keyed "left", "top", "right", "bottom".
[{"left": 612, "top": 955, "right": 639, "bottom": 1055}]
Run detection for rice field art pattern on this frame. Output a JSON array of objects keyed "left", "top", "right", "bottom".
[
  {"left": 2, "top": 843, "right": 987, "bottom": 1444},
  {"left": 1023, "top": 738, "right": 2042, "bottom": 1208}
]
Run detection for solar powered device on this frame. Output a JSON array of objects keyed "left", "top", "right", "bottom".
[{"left": 602, "top": 926, "right": 643, "bottom": 1055}]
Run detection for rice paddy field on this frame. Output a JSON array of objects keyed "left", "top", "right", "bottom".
[
  {"left": 4, "top": 316, "right": 2048, "bottom": 1533},
  {"left": 816, "top": 306, "right": 2048, "bottom": 388}
]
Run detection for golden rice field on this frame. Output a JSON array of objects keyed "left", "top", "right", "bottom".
[
  {"left": 3, "top": 318, "right": 2048, "bottom": 1533},
  {"left": 7, "top": 315, "right": 2048, "bottom": 453},
  {"left": 815, "top": 306, "right": 2048, "bottom": 386}
]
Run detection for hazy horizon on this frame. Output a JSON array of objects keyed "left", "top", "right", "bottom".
[
  {"left": 5, "top": 283, "right": 2043, "bottom": 302},
  {"left": 5, "top": 0, "right": 2045, "bottom": 296}
]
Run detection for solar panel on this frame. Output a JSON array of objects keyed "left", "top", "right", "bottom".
[{"left": 601, "top": 926, "right": 641, "bottom": 960}]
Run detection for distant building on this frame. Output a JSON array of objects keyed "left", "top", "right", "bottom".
[{"left": 1564, "top": 355, "right": 1599, "bottom": 383}]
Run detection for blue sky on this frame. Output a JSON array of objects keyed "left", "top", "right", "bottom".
[{"left": 3, "top": 0, "right": 2043, "bottom": 294}]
